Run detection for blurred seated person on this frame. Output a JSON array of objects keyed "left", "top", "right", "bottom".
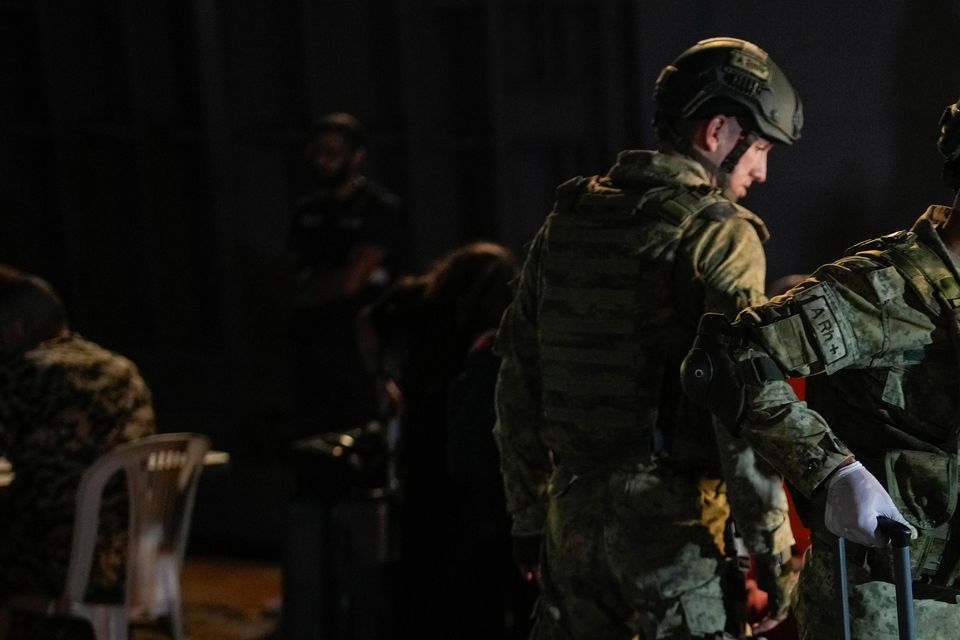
[
  {"left": 0, "top": 265, "right": 156, "bottom": 638},
  {"left": 286, "top": 112, "right": 404, "bottom": 436},
  {"left": 445, "top": 328, "right": 536, "bottom": 640},
  {"left": 358, "top": 242, "right": 519, "bottom": 461},
  {"left": 357, "top": 242, "right": 518, "bottom": 638},
  {"left": 766, "top": 273, "right": 807, "bottom": 298}
]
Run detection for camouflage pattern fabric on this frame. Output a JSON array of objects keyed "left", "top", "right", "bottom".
[
  {"left": 0, "top": 333, "right": 156, "bottom": 605},
  {"left": 531, "top": 461, "right": 729, "bottom": 640},
  {"left": 795, "top": 541, "right": 960, "bottom": 640},
  {"left": 730, "top": 205, "right": 960, "bottom": 637},
  {"left": 495, "top": 150, "right": 793, "bottom": 638}
]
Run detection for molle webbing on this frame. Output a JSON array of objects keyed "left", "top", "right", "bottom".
[{"left": 539, "top": 179, "right": 727, "bottom": 460}]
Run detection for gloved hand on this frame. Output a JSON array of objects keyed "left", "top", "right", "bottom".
[
  {"left": 512, "top": 534, "right": 542, "bottom": 583},
  {"left": 752, "top": 550, "right": 797, "bottom": 632},
  {"left": 824, "top": 461, "right": 917, "bottom": 547}
]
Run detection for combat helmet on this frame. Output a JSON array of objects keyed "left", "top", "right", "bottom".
[
  {"left": 654, "top": 37, "right": 802, "bottom": 175},
  {"left": 938, "top": 98, "right": 960, "bottom": 190}
]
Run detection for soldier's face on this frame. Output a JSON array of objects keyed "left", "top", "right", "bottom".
[
  {"left": 312, "top": 132, "right": 362, "bottom": 187},
  {"left": 727, "top": 138, "right": 772, "bottom": 201}
]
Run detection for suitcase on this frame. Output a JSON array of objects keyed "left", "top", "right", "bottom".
[{"left": 834, "top": 516, "right": 915, "bottom": 640}]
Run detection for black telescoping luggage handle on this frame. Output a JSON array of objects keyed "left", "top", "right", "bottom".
[{"left": 834, "top": 516, "right": 915, "bottom": 640}]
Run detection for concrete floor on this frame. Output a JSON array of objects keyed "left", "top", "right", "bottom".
[{"left": 134, "top": 556, "right": 281, "bottom": 640}]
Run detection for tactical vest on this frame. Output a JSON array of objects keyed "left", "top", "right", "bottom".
[
  {"left": 536, "top": 176, "right": 739, "bottom": 471},
  {"left": 850, "top": 230, "right": 960, "bottom": 450},
  {"left": 841, "top": 231, "right": 960, "bottom": 583}
]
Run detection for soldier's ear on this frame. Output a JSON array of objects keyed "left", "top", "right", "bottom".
[
  {"left": 701, "top": 114, "right": 732, "bottom": 153},
  {"left": 687, "top": 116, "right": 722, "bottom": 154}
]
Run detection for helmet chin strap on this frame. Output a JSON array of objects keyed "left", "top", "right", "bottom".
[
  {"left": 719, "top": 130, "right": 759, "bottom": 174},
  {"left": 689, "top": 130, "right": 760, "bottom": 201}
]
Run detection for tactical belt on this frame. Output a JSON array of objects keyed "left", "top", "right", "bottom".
[{"left": 548, "top": 448, "right": 655, "bottom": 479}]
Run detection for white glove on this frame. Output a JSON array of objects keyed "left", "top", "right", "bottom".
[{"left": 824, "top": 461, "right": 917, "bottom": 547}]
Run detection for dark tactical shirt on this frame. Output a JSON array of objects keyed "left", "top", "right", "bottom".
[{"left": 288, "top": 179, "right": 403, "bottom": 281}]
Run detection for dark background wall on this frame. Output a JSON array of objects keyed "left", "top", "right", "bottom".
[{"left": 3, "top": 0, "right": 960, "bottom": 553}]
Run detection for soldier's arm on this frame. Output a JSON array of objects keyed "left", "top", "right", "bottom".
[
  {"left": 729, "top": 256, "right": 936, "bottom": 496},
  {"left": 688, "top": 215, "right": 792, "bottom": 554},
  {"left": 493, "top": 228, "right": 552, "bottom": 536},
  {"left": 714, "top": 424, "right": 793, "bottom": 553},
  {"left": 684, "top": 211, "right": 768, "bottom": 317}
]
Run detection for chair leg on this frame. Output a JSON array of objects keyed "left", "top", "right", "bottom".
[
  {"left": 158, "top": 561, "right": 187, "bottom": 640},
  {"left": 155, "top": 609, "right": 187, "bottom": 640},
  {"left": 169, "top": 605, "right": 186, "bottom": 640},
  {"left": 85, "top": 607, "right": 128, "bottom": 640}
]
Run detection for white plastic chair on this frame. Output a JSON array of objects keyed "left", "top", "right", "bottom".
[{"left": 0, "top": 432, "right": 210, "bottom": 640}]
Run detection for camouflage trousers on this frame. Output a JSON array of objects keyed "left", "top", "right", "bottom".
[
  {"left": 531, "top": 459, "right": 731, "bottom": 640},
  {"left": 796, "top": 540, "right": 960, "bottom": 639}
]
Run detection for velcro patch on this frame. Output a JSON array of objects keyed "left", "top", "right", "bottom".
[
  {"left": 799, "top": 295, "right": 847, "bottom": 364},
  {"left": 729, "top": 49, "right": 769, "bottom": 80}
]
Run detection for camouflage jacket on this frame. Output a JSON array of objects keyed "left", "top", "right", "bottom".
[
  {"left": 0, "top": 333, "right": 156, "bottom": 599},
  {"left": 495, "top": 150, "right": 792, "bottom": 554},
  {"left": 734, "top": 205, "right": 960, "bottom": 501}
]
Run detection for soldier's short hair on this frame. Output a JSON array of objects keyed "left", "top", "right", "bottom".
[
  {"left": 0, "top": 264, "right": 68, "bottom": 352},
  {"left": 311, "top": 112, "right": 366, "bottom": 151}
]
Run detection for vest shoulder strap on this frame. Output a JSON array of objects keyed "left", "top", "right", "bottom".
[
  {"left": 556, "top": 178, "right": 751, "bottom": 237},
  {"left": 553, "top": 176, "right": 590, "bottom": 216}
]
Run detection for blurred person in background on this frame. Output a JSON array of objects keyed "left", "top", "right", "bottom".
[
  {"left": 0, "top": 265, "right": 156, "bottom": 639},
  {"left": 286, "top": 112, "right": 405, "bottom": 437},
  {"left": 358, "top": 241, "right": 522, "bottom": 639}
]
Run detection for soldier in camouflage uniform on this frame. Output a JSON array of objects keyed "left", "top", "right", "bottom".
[
  {"left": 682, "top": 98, "right": 960, "bottom": 638},
  {"left": 0, "top": 266, "right": 156, "bottom": 638},
  {"left": 494, "top": 38, "right": 803, "bottom": 639}
]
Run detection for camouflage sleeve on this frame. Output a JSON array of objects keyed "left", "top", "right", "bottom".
[
  {"left": 493, "top": 227, "right": 552, "bottom": 537},
  {"left": 683, "top": 215, "right": 768, "bottom": 318},
  {"left": 733, "top": 256, "right": 935, "bottom": 495},
  {"left": 714, "top": 423, "right": 793, "bottom": 554},
  {"left": 684, "top": 215, "right": 792, "bottom": 553}
]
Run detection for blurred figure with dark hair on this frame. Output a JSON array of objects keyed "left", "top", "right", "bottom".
[
  {"left": 446, "top": 328, "right": 537, "bottom": 640},
  {"left": 766, "top": 273, "right": 808, "bottom": 298},
  {"left": 286, "top": 111, "right": 405, "bottom": 436},
  {"left": 0, "top": 264, "right": 67, "bottom": 352},
  {"left": 0, "top": 265, "right": 155, "bottom": 639},
  {"left": 359, "top": 242, "right": 519, "bottom": 422},
  {"left": 358, "top": 241, "right": 523, "bottom": 639}
]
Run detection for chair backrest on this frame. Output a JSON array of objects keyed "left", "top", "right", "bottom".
[{"left": 64, "top": 433, "right": 210, "bottom": 612}]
